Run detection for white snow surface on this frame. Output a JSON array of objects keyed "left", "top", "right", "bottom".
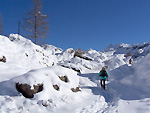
[{"left": 0, "top": 34, "right": 150, "bottom": 113}]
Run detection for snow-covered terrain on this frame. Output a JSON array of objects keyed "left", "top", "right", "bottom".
[{"left": 0, "top": 34, "right": 150, "bottom": 113}]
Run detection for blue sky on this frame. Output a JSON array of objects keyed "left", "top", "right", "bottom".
[{"left": 0, "top": 0, "right": 150, "bottom": 51}]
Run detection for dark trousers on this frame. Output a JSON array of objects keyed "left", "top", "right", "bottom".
[{"left": 100, "top": 79, "right": 105, "bottom": 89}]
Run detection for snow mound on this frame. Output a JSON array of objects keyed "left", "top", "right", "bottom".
[{"left": 0, "top": 66, "right": 80, "bottom": 99}]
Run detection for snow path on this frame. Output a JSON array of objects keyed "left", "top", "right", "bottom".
[
  {"left": 75, "top": 63, "right": 150, "bottom": 113},
  {"left": 76, "top": 73, "right": 119, "bottom": 113}
]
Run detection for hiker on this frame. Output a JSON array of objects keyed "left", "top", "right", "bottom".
[
  {"left": 129, "top": 57, "right": 133, "bottom": 64},
  {"left": 98, "top": 67, "right": 109, "bottom": 89}
]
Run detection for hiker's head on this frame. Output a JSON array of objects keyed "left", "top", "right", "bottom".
[{"left": 101, "top": 67, "right": 105, "bottom": 70}]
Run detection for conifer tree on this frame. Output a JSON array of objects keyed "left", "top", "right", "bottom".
[{"left": 24, "top": 0, "right": 49, "bottom": 44}]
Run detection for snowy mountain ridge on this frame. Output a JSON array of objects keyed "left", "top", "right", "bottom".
[{"left": 0, "top": 34, "right": 150, "bottom": 113}]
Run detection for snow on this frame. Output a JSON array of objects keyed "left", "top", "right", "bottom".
[
  {"left": 114, "top": 99, "right": 150, "bottom": 113},
  {"left": 0, "top": 34, "right": 150, "bottom": 112}
]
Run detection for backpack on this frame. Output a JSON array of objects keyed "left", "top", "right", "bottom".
[{"left": 100, "top": 70, "right": 107, "bottom": 77}]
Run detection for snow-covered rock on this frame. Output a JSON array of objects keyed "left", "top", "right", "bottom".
[{"left": 42, "top": 44, "right": 63, "bottom": 55}]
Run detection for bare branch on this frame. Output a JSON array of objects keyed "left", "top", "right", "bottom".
[
  {"left": 23, "top": 0, "right": 49, "bottom": 44},
  {"left": 0, "top": 13, "right": 3, "bottom": 35}
]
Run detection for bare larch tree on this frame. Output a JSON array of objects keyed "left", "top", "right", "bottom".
[
  {"left": 0, "top": 13, "right": 3, "bottom": 35},
  {"left": 24, "top": 0, "right": 49, "bottom": 44}
]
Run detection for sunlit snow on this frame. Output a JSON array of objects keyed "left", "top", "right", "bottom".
[{"left": 0, "top": 34, "right": 150, "bottom": 113}]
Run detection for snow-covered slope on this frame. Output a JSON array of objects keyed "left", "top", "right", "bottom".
[
  {"left": 107, "top": 53, "right": 150, "bottom": 113},
  {"left": 0, "top": 34, "right": 59, "bottom": 81},
  {"left": 0, "top": 34, "right": 150, "bottom": 113}
]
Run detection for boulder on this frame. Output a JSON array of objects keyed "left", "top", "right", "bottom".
[
  {"left": 0, "top": 56, "right": 6, "bottom": 63},
  {"left": 16, "top": 83, "right": 43, "bottom": 98},
  {"left": 71, "top": 87, "right": 81, "bottom": 92},
  {"left": 59, "top": 75, "right": 68, "bottom": 83},
  {"left": 74, "top": 49, "right": 93, "bottom": 61},
  {"left": 61, "top": 65, "right": 81, "bottom": 74},
  {"left": 53, "top": 84, "right": 59, "bottom": 91}
]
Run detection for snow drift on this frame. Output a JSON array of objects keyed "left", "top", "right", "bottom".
[{"left": 0, "top": 66, "right": 80, "bottom": 99}]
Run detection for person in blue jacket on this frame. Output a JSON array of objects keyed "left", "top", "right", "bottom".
[{"left": 98, "top": 67, "right": 109, "bottom": 89}]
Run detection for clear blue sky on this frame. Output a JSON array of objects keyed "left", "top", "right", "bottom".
[{"left": 0, "top": 0, "right": 150, "bottom": 51}]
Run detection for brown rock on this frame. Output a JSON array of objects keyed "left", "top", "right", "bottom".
[
  {"left": 0, "top": 56, "right": 6, "bottom": 63},
  {"left": 59, "top": 76, "right": 68, "bottom": 83},
  {"left": 71, "top": 87, "right": 81, "bottom": 92},
  {"left": 16, "top": 83, "right": 43, "bottom": 98},
  {"left": 53, "top": 84, "right": 59, "bottom": 91}
]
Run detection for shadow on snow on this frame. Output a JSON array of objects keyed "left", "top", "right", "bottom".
[{"left": 79, "top": 69, "right": 150, "bottom": 102}]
